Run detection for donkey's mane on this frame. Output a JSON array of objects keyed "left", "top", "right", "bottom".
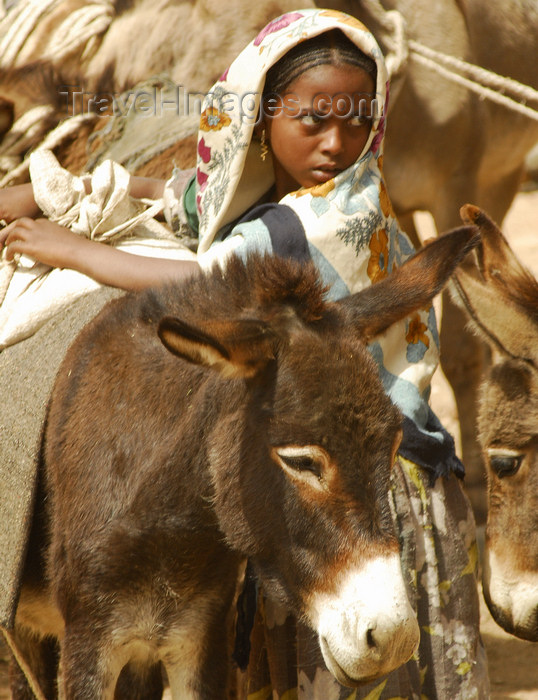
[
  {"left": 0, "top": 59, "right": 120, "bottom": 112},
  {"left": 145, "top": 253, "right": 330, "bottom": 326},
  {"left": 0, "top": 60, "right": 67, "bottom": 108}
]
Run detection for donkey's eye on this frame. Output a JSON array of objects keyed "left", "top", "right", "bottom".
[
  {"left": 273, "top": 446, "right": 329, "bottom": 489},
  {"left": 280, "top": 453, "right": 320, "bottom": 477},
  {"left": 488, "top": 449, "right": 524, "bottom": 478}
]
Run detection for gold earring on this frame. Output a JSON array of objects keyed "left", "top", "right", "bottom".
[{"left": 260, "top": 128, "right": 269, "bottom": 161}]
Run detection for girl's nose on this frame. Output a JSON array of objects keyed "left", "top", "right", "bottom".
[{"left": 320, "top": 123, "right": 345, "bottom": 155}]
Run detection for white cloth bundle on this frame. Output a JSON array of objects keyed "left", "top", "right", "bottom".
[{"left": 0, "top": 149, "right": 195, "bottom": 350}]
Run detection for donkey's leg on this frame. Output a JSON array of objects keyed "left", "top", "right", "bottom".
[
  {"left": 166, "top": 640, "right": 230, "bottom": 700},
  {"left": 7, "top": 627, "right": 59, "bottom": 700},
  {"left": 60, "top": 623, "right": 125, "bottom": 700},
  {"left": 165, "top": 597, "right": 236, "bottom": 700}
]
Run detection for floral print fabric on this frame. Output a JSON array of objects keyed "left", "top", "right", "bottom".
[{"left": 194, "top": 8, "right": 439, "bottom": 430}]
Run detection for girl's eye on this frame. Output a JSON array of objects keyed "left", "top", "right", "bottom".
[
  {"left": 299, "top": 113, "right": 322, "bottom": 126},
  {"left": 349, "top": 115, "right": 371, "bottom": 127}
]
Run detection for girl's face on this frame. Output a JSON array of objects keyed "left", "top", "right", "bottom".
[{"left": 263, "top": 63, "right": 376, "bottom": 199}]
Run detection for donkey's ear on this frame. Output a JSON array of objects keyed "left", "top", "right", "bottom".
[
  {"left": 158, "top": 316, "right": 276, "bottom": 378},
  {"left": 460, "top": 204, "right": 524, "bottom": 284},
  {"left": 452, "top": 205, "right": 538, "bottom": 364},
  {"left": 460, "top": 204, "right": 538, "bottom": 308},
  {"left": 339, "top": 225, "right": 479, "bottom": 341}
]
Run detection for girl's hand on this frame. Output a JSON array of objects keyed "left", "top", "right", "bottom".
[
  {"left": 0, "top": 216, "right": 201, "bottom": 290},
  {"left": 0, "top": 184, "right": 41, "bottom": 223},
  {"left": 0, "top": 217, "right": 87, "bottom": 268}
]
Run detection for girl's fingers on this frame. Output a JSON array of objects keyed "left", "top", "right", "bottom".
[
  {"left": 2, "top": 218, "right": 35, "bottom": 242},
  {"left": 3, "top": 242, "right": 17, "bottom": 261},
  {"left": 1, "top": 220, "right": 32, "bottom": 259},
  {"left": 3, "top": 236, "right": 25, "bottom": 262},
  {"left": 0, "top": 219, "right": 14, "bottom": 246}
]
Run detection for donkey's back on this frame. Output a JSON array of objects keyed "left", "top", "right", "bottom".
[{"left": 13, "top": 232, "right": 478, "bottom": 698}]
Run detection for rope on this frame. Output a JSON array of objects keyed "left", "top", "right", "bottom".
[
  {"left": 1, "top": 3, "right": 537, "bottom": 189},
  {"left": 409, "top": 48, "right": 538, "bottom": 122},
  {"left": 356, "top": 2, "right": 538, "bottom": 122},
  {"left": 1, "top": 627, "right": 47, "bottom": 700},
  {"left": 0, "top": 112, "right": 99, "bottom": 188},
  {"left": 0, "top": 0, "right": 113, "bottom": 68},
  {"left": 0, "top": 0, "right": 59, "bottom": 68},
  {"left": 44, "top": 2, "right": 113, "bottom": 62},
  {"left": 0, "top": 105, "right": 56, "bottom": 157},
  {"left": 408, "top": 40, "right": 538, "bottom": 104}
]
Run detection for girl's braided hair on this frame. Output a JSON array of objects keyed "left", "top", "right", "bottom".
[{"left": 263, "top": 29, "right": 377, "bottom": 97}]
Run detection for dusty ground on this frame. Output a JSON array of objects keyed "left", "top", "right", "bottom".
[{"left": 1, "top": 191, "right": 537, "bottom": 698}]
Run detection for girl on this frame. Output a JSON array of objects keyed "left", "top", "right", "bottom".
[{"left": 0, "top": 8, "right": 488, "bottom": 698}]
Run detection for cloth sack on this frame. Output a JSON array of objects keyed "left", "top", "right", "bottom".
[{"left": 0, "top": 149, "right": 196, "bottom": 349}]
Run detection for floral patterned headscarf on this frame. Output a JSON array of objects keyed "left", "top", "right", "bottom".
[
  {"left": 195, "top": 8, "right": 441, "bottom": 434},
  {"left": 196, "top": 8, "right": 390, "bottom": 253}
]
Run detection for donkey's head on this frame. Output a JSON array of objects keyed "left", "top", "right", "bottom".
[
  {"left": 158, "top": 224, "right": 479, "bottom": 684},
  {"left": 452, "top": 204, "right": 538, "bottom": 642}
]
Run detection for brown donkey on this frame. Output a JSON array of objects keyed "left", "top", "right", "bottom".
[
  {"left": 452, "top": 205, "right": 538, "bottom": 642},
  {"left": 11, "top": 226, "right": 478, "bottom": 699}
]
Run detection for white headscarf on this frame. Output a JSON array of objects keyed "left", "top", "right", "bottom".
[
  {"left": 196, "top": 8, "right": 388, "bottom": 252},
  {"left": 195, "top": 8, "right": 440, "bottom": 430}
]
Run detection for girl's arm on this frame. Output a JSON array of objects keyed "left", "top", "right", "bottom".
[
  {"left": 0, "top": 183, "right": 43, "bottom": 222},
  {"left": 0, "top": 217, "right": 200, "bottom": 291},
  {"left": 0, "top": 176, "right": 167, "bottom": 223},
  {"left": 127, "top": 176, "right": 166, "bottom": 200}
]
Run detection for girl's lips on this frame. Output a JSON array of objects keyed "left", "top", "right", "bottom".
[{"left": 311, "top": 167, "right": 341, "bottom": 183}]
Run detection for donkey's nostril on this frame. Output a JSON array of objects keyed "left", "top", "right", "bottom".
[{"left": 366, "top": 627, "right": 376, "bottom": 648}]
